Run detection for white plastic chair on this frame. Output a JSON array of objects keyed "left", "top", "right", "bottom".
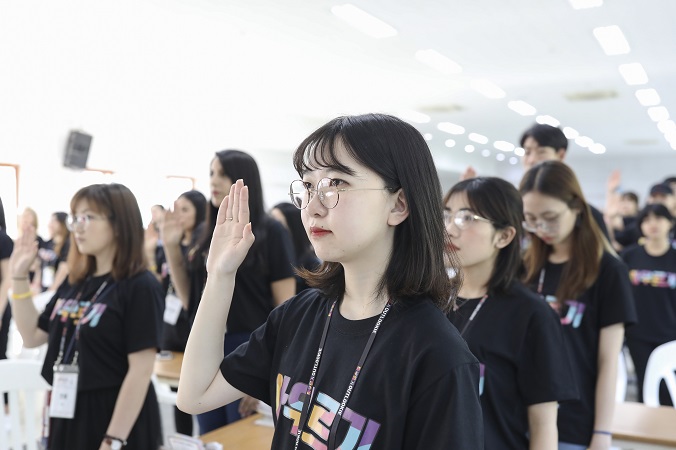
[
  {"left": 0, "top": 359, "right": 50, "bottom": 450},
  {"left": 643, "top": 340, "right": 676, "bottom": 407},
  {"left": 616, "top": 349, "right": 628, "bottom": 402}
]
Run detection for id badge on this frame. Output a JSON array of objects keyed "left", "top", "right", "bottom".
[
  {"left": 50, "top": 364, "right": 79, "bottom": 419},
  {"left": 164, "top": 293, "right": 183, "bottom": 325}
]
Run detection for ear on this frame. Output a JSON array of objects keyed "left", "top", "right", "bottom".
[
  {"left": 387, "top": 189, "right": 409, "bottom": 226},
  {"left": 556, "top": 148, "right": 567, "bottom": 162},
  {"left": 493, "top": 226, "right": 516, "bottom": 249}
]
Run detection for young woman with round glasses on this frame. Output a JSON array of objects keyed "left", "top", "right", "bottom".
[
  {"left": 519, "top": 161, "right": 636, "bottom": 450},
  {"left": 10, "top": 183, "right": 164, "bottom": 450},
  {"left": 445, "top": 177, "right": 577, "bottom": 450},
  {"left": 177, "top": 113, "right": 483, "bottom": 449}
]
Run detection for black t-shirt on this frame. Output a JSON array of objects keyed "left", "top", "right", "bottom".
[
  {"left": 448, "top": 282, "right": 578, "bottom": 450},
  {"left": 37, "top": 271, "right": 164, "bottom": 390},
  {"left": 532, "top": 252, "right": 637, "bottom": 445},
  {"left": 189, "top": 218, "right": 296, "bottom": 334},
  {"left": 0, "top": 230, "right": 12, "bottom": 261},
  {"left": 221, "top": 289, "right": 483, "bottom": 450},
  {"left": 621, "top": 244, "right": 676, "bottom": 343}
]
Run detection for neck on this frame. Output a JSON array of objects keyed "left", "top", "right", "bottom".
[
  {"left": 549, "top": 239, "right": 571, "bottom": 263},
  {"left": 644, "top": 237, "right": 670, "bottom": 256},
  {"left": 458, "top": 261, "right": 492, "bottom": 299},
  {"left": 340, "top": 266, "right": 388, "bottom": 320},
  {"left": 182, "top": 230, "right": 192, "bottom": 246},
  {"left": 94, "top": 252, "right": 115, "bottom": 276}
]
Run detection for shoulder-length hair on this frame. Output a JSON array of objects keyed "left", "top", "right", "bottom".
[
  {"left": 292, "top": 113, "right": 461, "bottom": 312},
  {"left": 519, "top": 161, "right": 610, "bottom": 304},
  {"left": 67, "top": 183, "right": 146, "bottom": 284},
  {"left": 198, "top": 149, "right": 270, "bottom": 270},
  {"left": 445, "top": 177, "right": 524, "bottom": 296}
]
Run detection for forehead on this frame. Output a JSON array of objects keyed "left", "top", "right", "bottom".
[
  {"left": 522, "top": 192, "right": 568, "bottom": 212},
  {"left": 73, "top": 199, "right": 97, "bottom": 213},
  {"left": 445, "top": 192, "right": 470, "bottom": 209},
  {"left": 210, "top": 157, "right": 224, "bottom": 172},
  {"left": 303, "top": 140, "right": 369, "bottom": 178}
]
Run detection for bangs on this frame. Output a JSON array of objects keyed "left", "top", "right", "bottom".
[
  {"left": 293, "top": 119, "right": 358, "bottom": 177},
  {"left": 70, "top": 185, "right": 110, "bottom": 217}
]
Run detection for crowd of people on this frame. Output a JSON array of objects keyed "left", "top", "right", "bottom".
[{"left": 0, "top": 115, "right": 674, "bottom": 450}]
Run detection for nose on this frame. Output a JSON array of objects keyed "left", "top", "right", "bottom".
[{"left": 305, "top": 188, "right": 327, "bottom": 216}]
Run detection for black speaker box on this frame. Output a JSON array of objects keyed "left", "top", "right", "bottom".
[{"left": 63, "top": 131, "right": 92, "bottom": 169}]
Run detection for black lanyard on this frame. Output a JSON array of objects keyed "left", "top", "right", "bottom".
[
  {"left": 54, "top": 277, "right": 113, "bottom": 367},
  {"left": 459, "top": 294, "right": 488, "bottom": 336},
  {"left": 293, "top": 299, "right": 391, "bottom": 450}
]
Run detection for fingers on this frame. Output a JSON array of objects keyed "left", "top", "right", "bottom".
[{"left": 215, "top": 193, "right": 230, "bottom": 225}]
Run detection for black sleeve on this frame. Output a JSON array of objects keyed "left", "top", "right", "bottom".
[
  {"left": 37, "top": 281, "right": 71, "bottom": 331},
  {"left": 598, "top": 254, "right": 637, "bottom": 328},
  {"left": 220, "top": 302, "right": 285, "bottom": 404},
  {"left": 0, "top": 232, "right": 13, "bottom": 260},
  {"left": 122, "top": 272, "right": 164, "bottom": 353},
  {"left": 519, "top": 304, "right": 579, "bottom": 405},
  {"left": 403, "top": 363, "right": 484, "bottom": 449}
]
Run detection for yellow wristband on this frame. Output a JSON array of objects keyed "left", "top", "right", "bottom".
[{"left": 11, "top": 291, "right": 33, "bottom": 300}]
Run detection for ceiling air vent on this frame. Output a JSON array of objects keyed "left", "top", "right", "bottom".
[{"left": 564, "top": 90, "right": 618, "bottom": 101}]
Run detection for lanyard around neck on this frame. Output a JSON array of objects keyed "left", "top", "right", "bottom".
[
  {"left": 537, "top": 268, "right": 546, "bottom": 294},
  {"left": 459, "top": 294, "right": 488, "bottom": 336},
  {"left": 294, "top": 299, "right": 391, "bottom": 450}
]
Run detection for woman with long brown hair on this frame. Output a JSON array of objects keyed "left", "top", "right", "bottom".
[{"left": 519, "top": 161, "right": 636, "bottom": 450}]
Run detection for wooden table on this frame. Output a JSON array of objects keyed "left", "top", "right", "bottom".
[
  {"left": 612, "top": 402, "right": 676, "bottom": 449},
  {"left": 154, "top": 351, "right": 183, "bottom": 388},
  {"left": 200, "top": 413, "right": 274, "bottom": 449}
]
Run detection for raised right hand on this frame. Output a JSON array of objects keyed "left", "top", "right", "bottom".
[
  {"left": 206, "top": 179, "right": 255, "bottom": 276},
  {"left": 161, "top": 207, "right": 184, "bottom": 247},
  {"left": 10, "top": 225, "right": 39, "bottom": 278}
]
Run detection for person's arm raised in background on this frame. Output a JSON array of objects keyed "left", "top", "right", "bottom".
[
  {"left": 177, "top": 180, "right": 254, "bottom": 414},
  {"left": 161, "top": 207, "right": 191, "bottom": 310}
]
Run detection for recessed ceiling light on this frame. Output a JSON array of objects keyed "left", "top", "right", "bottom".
[
  {"left": 494, "top": 141, "right": 515, "bottom": 152},
  {"left": 445, "top": 139, "right": 456, "bottom": 148},
  {"left": 481, "top": 149, "right": 491, "bottom": 157},
  {"left": 589, "top": 143, "right": 606, "bottom": 154},
  {"left": 635, "top": 89, "right": 661, "bottom": 106},
  {"left": 593, "top": 25, "right": 631, "bottom": 55},
  {"left": 398, "top": 110, "right": 431, "bottom": 124},
  {"left": 437, "top": 122, "right": 465, "bottom": 135},
  {"left": 562, "top": 127, "right": 580, "bottom": 139},
  {"left": 423, "top": 133, "right": 433, "bottom": 141},
  {"left": 465, "top": 145, "right": 475, "bottom": 153},
  {"left": 536, "top": 115, "right": 561, "bottom": 127},
  {"left": 618, "top": 63, "right": 648, "bottom": 85},
  {"left": 496, "top": 153, "right": 506, "bottom": 161},
  {"left": 470, "top": 79, "right": 506, "bottom": 99},
  {"left": 575, "top": 136, "right": 593, "bottom": 147},
  {"left": 509, "top": 157, "right": 519, "bottom": 165},
  {"left": 331, "top": 4, "right": 398, "bottom": 38},
  {"left": 514, "top": 147, "right": 525, "bottom": 157},
  {"left": 507, "top": 100, "right": 537, "bottom": 116},
  {"left": 415, "top": 49, "right": 462, "bottom": 75},
  {"left": 468, "top": 133, "right": 489, "bottom": 144},
  {"left": 647, "top": 106, "right": 669, "bottom": 122},
  {"left": 568, "top": 0, "right": 603, "bottom": 9}
]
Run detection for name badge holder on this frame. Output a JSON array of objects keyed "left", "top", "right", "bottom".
[
  {"left": 48, "top": 278, "right": 111, "bottom": 420},
  {"left": 164, "top": 284, "right": 183, "bottom": 326}
]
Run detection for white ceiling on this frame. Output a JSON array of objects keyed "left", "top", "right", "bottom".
[{"left": 0, "top": 0, "right": 674, "bottom": 180}]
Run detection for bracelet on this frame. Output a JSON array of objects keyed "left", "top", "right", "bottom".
[
  {"left": 11, "top": 291, "right": 33, "bottom": 300},
  {"left": 12, "top": 276, "right": 29, "bottom": 281},
  {"left": 593, "top": 430, "right": 612, "bottom": 436}
]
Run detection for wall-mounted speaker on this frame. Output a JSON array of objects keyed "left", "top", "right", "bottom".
[{"left": 63, "top": 131, "right": 92, "bottom": 169}]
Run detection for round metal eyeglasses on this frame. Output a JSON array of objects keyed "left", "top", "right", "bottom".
[{"left": 289, "top": 178, "right": 392, "bottom": 210}]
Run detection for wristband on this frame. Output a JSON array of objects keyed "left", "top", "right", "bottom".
[
  {"left": 593, "top": 430, "right": 612, "bottom": 436},
  {"left": 11, "top": 291, "right": 33, "bottom": 300},
  {"left": 12, "top": 276, "right": 29, "bottom": 280}
]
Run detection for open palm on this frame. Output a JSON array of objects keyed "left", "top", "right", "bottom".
[{"left": 9, "top": 225, "right": 38, "bottom": 277}]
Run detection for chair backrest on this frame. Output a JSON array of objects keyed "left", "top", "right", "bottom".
[
  {"left": 0, "top": 360, "right": 50, "bottom": 450},
  {"left": 643, "top": 340, "right": 676, "bottom": 407}
]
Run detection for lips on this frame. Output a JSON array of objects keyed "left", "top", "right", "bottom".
[{"left": 310, "top": 226, "right": 332, "bottom": 237}]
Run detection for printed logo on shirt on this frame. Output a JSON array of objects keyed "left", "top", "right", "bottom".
[
  {"left": 49, "top": 298, "right": 107, "bottom": 328},
  {"left": 275, "top": 373, "right": 381, "bottom": 450},
  {"left": 628, "top": 269, "right": 676, "bottom": 289},
  {"left": 543, "top": 296, "right": 585, "bottom": 328}
]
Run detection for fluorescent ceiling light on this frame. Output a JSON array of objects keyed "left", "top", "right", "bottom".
[
  {"left": 470, "top": 79, "right": 506, "bottom": 99},
  {"left": 437, "top": 122, "right": 465, "bottom": 135},
  {"left": 593, "top": 25, "right": 630, "bottom": 55},
  {"left": 658, "top": 120, "right": 676, "bottom": 134},
  {"left": 468, "top": 133, "right": 488, "bottom": 144},
  {"left": 589, "top": 143, "right": 606, "bottom": 154},
  {"left": 465, "top": 145, "right": 475, "bottom": 153},
  {"left": 398, "top": 110, "right": 431, "bottom": 124},
  {"left": 575, "top": 136, "right": 593, "bottom": 147},
  {"left": 635, "top": 88, "right": 661, "bottom": 106},
  {"left": 415, "top": 49, "right": 462, "bottom": 75},
  {"left": 618, "top": 63, "right": 648, "bottom": 85},
  {"left": 496, "top": 153, "right": 506, "bottom": 161},
  {"left": 331, "top": 4, "right": 398, "bottom": 38},
  {"left": 536, "top": 115, "right": 561, "bottom": 127},
  {"left": 514, "top": 147, "right": 525, "bottom": 157},
  {"left": 508, "top": 100, "right": 536, "bottom": 116},
  {"left": 493, "top": 141, "right": 515, "bottom": 152},
  {"left": 562, "top": 127, "right": 580, "bottom": 139},
  {"left": 445, "top": 139, "right": 456, "bottom": 148},
  {"left": 647, "top": 106, "right": 669, "bottom": 122},
  {"left": 568, "top": 0, "right": 603, "bottom": 9},
  {"left": 423, "top": 133, "right": 433, "bottom": 141}
]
